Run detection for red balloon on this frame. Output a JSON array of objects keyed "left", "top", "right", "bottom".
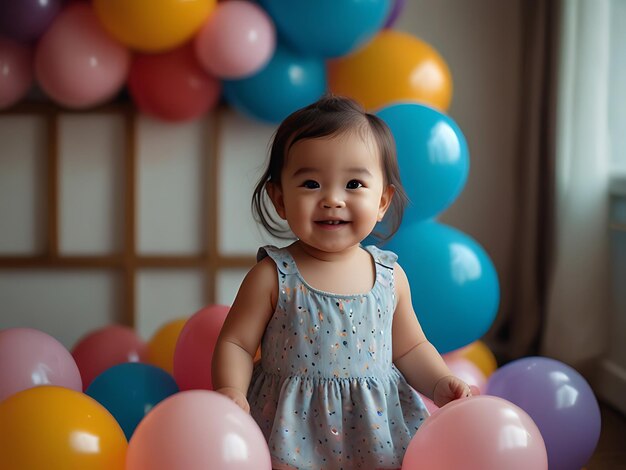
[
  {"left": 128, "top": 42, "right": 221, "bottom": 122},
  {"left": 71, "top": 325, "right": 147, "bottom": 390},
  {"left": 173, "top": 304, "right": 229, "bottom": 391}
]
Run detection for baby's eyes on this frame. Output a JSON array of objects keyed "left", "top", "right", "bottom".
[
  {"left": 346, "top": 180, "right": 364, "bottom": 189},
  {"left": 301, "top": 180, "right": 320, "bottom": 189}
]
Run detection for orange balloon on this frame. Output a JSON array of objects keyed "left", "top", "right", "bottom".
[
  {"left": 94, "top": 0, "right": 216, "bottom": 52},
  {"left": 328, "top": 30, "right": 452, "bottom": 112},
  {"left": 458, "top": 340, "right": 498, "bottom": 378},
  {"left": 0, "top": 386, "right": 127, "bottom": 469},
  {"left": 147, "top": 318, "right": 188, "bottom": 374}
]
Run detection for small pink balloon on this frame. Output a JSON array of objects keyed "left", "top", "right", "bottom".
[
  {"left": 34, "top": 3, "right": 130, "bottom": 108},
  {"left": 0, "top": 328, "right": 82, "bottom": 401},
  {"left": 173, "top": 304, "right": 230, "bottom": 391},
  {"left": 195, "top": 0, "right": 275, "bottom": 79},
  {"left": 0, "top": 38, "right": 34, "bottom": 109},
  {"left": 418, "top": 392, "right": 439, "bottom": 415},
  {"left": 402, "top": 395, "right": 547, "bottom": 470},
  {"left": 127, "top": 390, "right": 271, "bottom": 470},
  {"left": 72, "top": 325, "right": 147, "bottom": 390},
  {"left": 445, "top": 356, "right": 487, "bottom": 393}
]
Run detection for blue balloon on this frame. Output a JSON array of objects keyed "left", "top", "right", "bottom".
[
  {"left": 86, "top": 363, "right": 179, "bottom": 440},
  {"left": 259, "top": 0, "right": 391, "bottom": 58},
  {"left": 377, "top": 103, "right": 469, "bottom": 222},
  {"left": 223, "top": 44, "right": 327, "bottom": 124},
  {"left": 383, "top": 221, "right": 499, "bottom": 353}
]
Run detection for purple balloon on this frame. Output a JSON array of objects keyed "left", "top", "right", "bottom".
[
  {"left": 383, "top": 0, "right": 406, "bottom": 28},
  {"left": 0, "top": 0, "right": 64, "bottom": 43},
  {"left": 486, "top": 356, "right": 601, "bottom": 470}
]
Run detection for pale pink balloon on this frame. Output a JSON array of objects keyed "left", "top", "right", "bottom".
[
  {"left": 402, "top": 396, "right": 547, "bottom": 470},
  {"left": 195, "top": 0, "right": 275, "bottom": 79},
  {"left": 0, "top": 328, "right": 82, "bottom": 401},
  {"left": 418, "top": 392, "right": 439, "bottom": 414},
  {"left": 445, "top": 355, "right": 487, "bottom": 393},
  {"left": 173, "top": 304, "right": 230, "bottom": 391},
  {"left": 0, "top": 38, "right": 34, "bottom": 110},
  {"left": 34, "top": 3, "right": 130, "bottom": 108},
  {"left": 127, "top": 390, "right": 272, "bottom": 470},
  {"left": 72, "top": 324, "right": 147, "bottom": 391}
]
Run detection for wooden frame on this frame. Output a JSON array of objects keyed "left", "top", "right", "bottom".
[{"left": 0, "top": 102, "right": 256, "bottom": 328}]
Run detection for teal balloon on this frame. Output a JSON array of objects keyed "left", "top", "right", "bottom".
[
  {"left": 223, "top": 44, "right": 327, "bottom": 123},
  {"left": 384, "top": 221, "right": 499, "bottom": 354},
  {"left": 86, "top": 363, "right": 179, "bottom": 440},
  {"left": 259, "top": 0, "right": 391, "bottom": 58},
  {"left": 377, "top": 103, "right": 469, "bottom": 222}
]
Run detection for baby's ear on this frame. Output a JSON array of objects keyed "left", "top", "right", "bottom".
[
  {"left": 377, "top": 185, "right": 395, "bottom": 221},
  {"left": 266, "top": 182, "right": 287, "bottom": 220}
]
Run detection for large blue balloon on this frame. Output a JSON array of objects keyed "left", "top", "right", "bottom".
[
  {"left": 259, "top": 0, "right": 390, "bottom": 58},
  {"left": 486, "top": 357, "right": 601, "bottom": 470},
  {"left": 377, "top": 103, "right": 469, "bottom": 222},
  {"left": 86, "top": 363, "right": 179, "bottom": 440},
  {"left": 223, "top": 44, "right": 327, "bottom": 124},
  {"left": 383, "top": 221, "right": 499, "bottom": 353}
]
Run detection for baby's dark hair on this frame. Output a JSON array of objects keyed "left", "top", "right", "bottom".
[{"left": 251, "top": 94, "right": 408, "bottom": 242}]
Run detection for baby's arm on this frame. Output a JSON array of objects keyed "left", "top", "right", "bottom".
[
  {"left": 391, "top": 263, "right": 471, "bottom": 408},
  {"left": 212, "top": 257, "right": 278, "bottom": 412}
]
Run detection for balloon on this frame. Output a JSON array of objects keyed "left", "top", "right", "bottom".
[
  {"left": 445, "top": 356, "right": 487, "bottom": 393},
  {"left": 86, "top": 363, "right": 179, "bottom": 440},
  {"left": 486, "top": 356, "right": 601, "bottom": 470},
  {"left": 328, "top": 30, "right": 452, "bottom": 112},
  {"left": 0, "top": 0, "right": 63, "bottom": 43},
  {"left": 383, "top": 0, "right": 407, "bottom": 28},
  {"left": 452, "top": 340, "right": 498, "bottom": 378},
  {"left": 223, "top": 44, "right": 327, "bottom": 123},
  {"left": 384, "top": 221, "right": 500, "bottom": 354},
  {"left": 128, "top": 42, "right": 221, "bottom": 122},
  {"left": 127, "top": 390, "right": 271, "bottom": 470},
  {"left": 94, "top": 0, "right": 216, "bottom": 53},
  {"left": 0, "top": 38, "right": 34, "bottom": 110},
  {"left": 0, "top": 328, "right": 82, "bottom": 401},
  {"left": 0, "top": 386, "right": 127, "bottom": 469},
  {"left": 146, "top": 318, "right": 188, "bottom": 374},
  {"left": 173, "top": 304, "right": 230, "bottom": 391},
  {"left": 72, "top": 325, "right": 147, "bottom": 391},
  {"left": 402, "top": 395, "right": 547, "bottom": 469},
  {"left": 258, "top": 0, "right": 390, "bottom": 58},
  {"left": 377, "top": 103, "right": 469, "bottom": 222},
  {"left": 34, "top": 3, "right": 131, "bottom": 108},
  {"left": 195, "top": 1, "right": 275, "bottom": 79}
]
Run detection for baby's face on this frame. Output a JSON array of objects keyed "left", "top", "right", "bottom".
[{"left": 271, "top": 131, "right": 393, "bottom": 254}]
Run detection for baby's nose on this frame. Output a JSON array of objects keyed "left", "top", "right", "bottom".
[{"left": 321, "top": 195, "right": 346, "bottom": 209}]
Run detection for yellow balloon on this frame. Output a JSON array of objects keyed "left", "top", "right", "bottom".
[
  {"left": 0, "top": 386, "right": 127, "bottom": 469},
  {"left": 459, "top": 340, "right": 498, "bottom": 378},
  {"left": 93, "top": 0, "right": 216, "bottom": 52},
  {"left": 328, "top": 30, "right": 453, "bottom": 112},
  {"left": 147, "top": 318, "right": 188, "bottom": 374}
]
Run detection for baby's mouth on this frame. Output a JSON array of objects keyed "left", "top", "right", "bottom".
[{"left": 316, "top": 220, "right": 348, "bottom": 225}]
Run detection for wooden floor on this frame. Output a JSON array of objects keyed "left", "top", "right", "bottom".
[{"left": 587, "top": 402, "right": 626, "bottom": 469}]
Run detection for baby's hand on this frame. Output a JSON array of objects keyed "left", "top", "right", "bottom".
[
  {"left": 215, "top": 387, "right": 250, "bottom": 413},
  {"left": 432, "top": 375, "right": 472, "bottom": 408}
]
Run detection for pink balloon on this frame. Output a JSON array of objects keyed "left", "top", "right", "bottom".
[
  {"left": 72, "top": 325, "right": 147, "bottom": 390},
  {"left": 0, "top": 328, "right": 82, "bottom": 401},
  {"left": 34, "top": 3, "right": 130, "bottom": 108},
  {"left": 0, "top": 38, "right": 34, "bottom": 110},
  {"left": 195, "top": 0, "right": 275, "bottom": 79},
  {"left": 173, "top": 304, "right": 230, "bottom": 391},
  {"left": 127, "top": 390, "right": 271, "bottom": 470},
  {"left": 418, "top": 392, "right": 439, "bottom": 415},
  {"left": 445, "top": 356, "right": 487, "bottom": 393},
  {"left": 402, "top": 395, "right": 547, "bottom": 470}
]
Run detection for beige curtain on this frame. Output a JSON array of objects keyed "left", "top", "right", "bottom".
[{"left": 485, "top": 0, "right": 560, "bottom": 363}]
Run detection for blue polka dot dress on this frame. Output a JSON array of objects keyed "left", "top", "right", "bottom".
[{"left": 247, "top": 245, "right": 429, "bottom": 470}]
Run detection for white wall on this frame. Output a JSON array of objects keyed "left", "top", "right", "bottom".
[{"left": 0, "top": 0, "right": 523, "bottom": 348}]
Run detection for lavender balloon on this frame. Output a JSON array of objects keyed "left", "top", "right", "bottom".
[
  {"left": 486, "top": 356, "right": 601, "bottom": 470},
  {"left": 383, "top": 0, "right": 406, "bottom": 28},
  {"left": 0, "top": 0, "right": 64, "bottom": 43}
]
